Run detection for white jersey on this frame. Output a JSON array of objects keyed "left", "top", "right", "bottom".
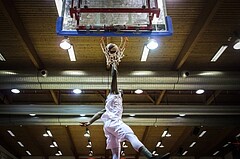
[
  {"left": 100, "top": 93, "right": 141, "bottom": 150},
  {"left": 101, "top": 93, "right": 123, "bottom": 123}
]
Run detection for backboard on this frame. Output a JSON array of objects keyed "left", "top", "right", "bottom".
[{"left": 56, "top": 0, "right": 173, "bottom": 37}]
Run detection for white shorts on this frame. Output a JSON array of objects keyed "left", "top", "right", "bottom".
[{"left": 103, "top": 119, "right": 134, "bottom": 149}]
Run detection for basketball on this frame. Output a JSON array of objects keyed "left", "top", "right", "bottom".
[{"left": 106, "top": 43, "right": 119, "bottom": 54}]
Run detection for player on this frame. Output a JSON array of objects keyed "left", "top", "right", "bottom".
[{"left": 81, "top": 63, "right": 169, "bottom": 159}]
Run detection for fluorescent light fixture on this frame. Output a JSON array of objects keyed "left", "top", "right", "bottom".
[
  {"left": 152, "top": 150, "right": 158, "bottom": 155},
  {"left": 198, "top": 71, "right": 223, "bottom": 76},
  {"left": 68, "top": 45, "right": 76, "bottom": 61},
  {"left": 86, "top": 141, "right": 92, "bottom": 148},
  {"left": 223, "top": 142, "right": 230, "bottom": 148},
  {"left": 29, "top": 113, "right": 36, "bottom": 117},
  {"left": 121, "top": 150, "right": 125, "bottom": 156},
  {"left": 55, "top": 0, "right": 63, "bottom": 16},
  {"left": 233, "top": 40, "right": 240, "bottom": 50},
  {"left": 43, "top": 133, "right": 48, "bottom": 137},
  {"left": 141, "top": 45, "right": 150, "bottom": 61},
  {"left": 122, "top": 142, "right": 128, "bottom": 148},
  {"left": 62, "top": 70, "right": 86, "bottom": 76},
  {"left": 26, "top": 151, "right": 31, "bottom": 156},
  {"left": 130, "top": 71, "right": 155, "bottom": 76},
  {"left": 179, "top": 113, "right": 186, "bottom": 117},
  {"left": 196, "top": 89, "right": 204, "bottom": 94},
  {"left": 182, "top": 151, "right": 188, "bottom": 156},
  {"left": 11, "top": 89, "right": 20, "bottom": 94},
  {"left": 213, "top": 151, "right": 219, "bottom": 156},
  {"left": 156, "top": 141, "right": 162, "bottom": 147},
  {"left": 73, "top": 89, "right": 82, "bottom": 94},
  {"left": 89, "top": 153, "right": 93, "bottom": 157},
  {"left": 146, "top": 39, "right": 158, "bottom": 50},
  {"left": 60, "top": 38, "right": 71, "bottom": 50},
  {"left": 7, "top": 130, "right": 15, "bottom": 137},
  {"left": 84, "top": 128, "right": 90, "bottom": 138},
  {"left": 0, "top": 71, "right": 17, "bottom": 75},
  {"left": 55, "top": 150, "right": 62, "bottom": 156},
  {"left": 162, "top": 130, "right": 168, "bottom": 137},
  {"left": 166, "top": 132, "right": 171, "bottom": 137},
  {"left": 134, "top": 89, "right": 143, "bottom": 94},
  {"left": 59, "top": 151, "right": 62, "bottom": 155},
  {"left": 236, "top": 133, "right": 240, "bottom": 138},
  {"left": 84, "top": 132, "right": 90, "bottom": 138},
  {"left": 46, "top": 129, "right": 53, "bottom": 137},
  {"left": 199, "top": 130, "right": 207, "bottom": 138},
  {"left": 189, "top": 141, "right": 196, "bottom": 148},
  {"left": 211, "top": 45, "right": 228, "bottom": 62},
  {"left": 53, "top": 141, "right": 58, "bottom": 147},
  {"left": 156, "top": 141, "right": 164, "bottom": 148},
  {"left": 0, "top": 53, "right": 6, "bottom": 61},
  {"left": 162, "top": 153, "right": 170, "bottom": 158},
  {"left": 17, "top": 141, "right": 24, "bottom": 147},
  {"left": 89, "top": 150, "right": 93, "bottom": 156}
]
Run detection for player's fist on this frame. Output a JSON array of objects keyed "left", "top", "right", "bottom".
[{"left": 80, "top": 122, "right": 90, "bottom": 127}]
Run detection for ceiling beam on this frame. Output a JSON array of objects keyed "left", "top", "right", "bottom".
[
  {"left": 203, "top": 128, "right": 234, "bottom": 156},
  {"left": 0, "top": 91, "right": 9, "bottom": 104},
  {"left": 97, "top": 91, "right": 106, "bottom": 103},
  {"left": 169, "top": 127, "right": 194, "bottom": 155},
  {"left": 1, "top": 71, "right": 240, "bottom": 90},
  {"left": 206, "top": 90, "right": 222, "bottom": 105},
  {"left": 0, "top": 0, "right": 44, "bottom": 69},
  {"left": 172, "top": 0, "right": 222, "bottom": 70},
  {"left": 213, "top": 128, "right": 240, "bottom": 157},
  {"left": 23, "top": 126, "right": 47, "bottom": 158},
  {"left": 155, "top": 90, "right": 166, "bottom": 105},
  {"left": 0, "top": 133, "right": 20, "bottom": 158},
  {"left": 65, "top": 126, "right": 79, "bottom": 159},
  {"left": 49, "top": 90, "right": 59, "bottom": 105},
  {"left": 1, "top": 104, "right": 240, "bottom": 116},
  {"left": 145, "top": 93, "right": 155, "bottom": 104},
  {"left": 1, "top": 116, "right": 240, "bottom": 127}
]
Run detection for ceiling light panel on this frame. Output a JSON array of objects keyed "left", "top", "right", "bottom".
[
  {"left": 68, "top": 45, "right": 76, "bottom": 61},
  {"left": 60, "top": 38, "right": 71, "bottom": 50},
  {"left": 7, "top": 130, "right": 15, "bottom": 137},
  {"left": 198, "top": 130, "right": 207, "bottom": 138},
  {"left": 211, "top": 45, "right": 228, "bottom": 62},
  {"left": 233, "top": 40, "right": 240, "bottom": 50},
  {"left": 17, "top": 141, "right": 24, "bottom": 147},
  {"left": 0, "top": 53, "right": 6, "bottom": 61},
  {"left": 141, "top": 45, "right": 150, "bottom": 61}
]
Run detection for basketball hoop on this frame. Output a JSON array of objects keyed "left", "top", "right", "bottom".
[{"left": 100, "top": 37, "right": 128, "bottom": 66}]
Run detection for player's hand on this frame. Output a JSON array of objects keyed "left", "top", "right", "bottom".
[{"left": 80, "top": 122, "right": 90, "bottom": 127}]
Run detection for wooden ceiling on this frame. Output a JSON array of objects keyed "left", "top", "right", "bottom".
[{"left": 0, "top": 0, "right": 240, "bottom": 159}]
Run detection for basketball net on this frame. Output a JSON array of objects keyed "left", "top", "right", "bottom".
[{"left": 100, "top": 37, "right": 128, "bottom": 66}]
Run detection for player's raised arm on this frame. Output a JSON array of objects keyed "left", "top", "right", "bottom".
[{"left": 110, "top": 63, "right": 119, "bottom": 94}]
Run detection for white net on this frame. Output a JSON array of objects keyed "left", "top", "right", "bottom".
[
  {"left": 100, "top": 37, "right": 127, "bottom": 66},
  {"left": 104, "top": 43, "right": 124, "bottom": 66}
]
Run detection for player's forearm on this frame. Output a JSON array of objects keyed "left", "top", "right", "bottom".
[
  {"left": 111, "top": 64, "right": 118, "bottom": 94},
  {"left": 87, "top": 109, "right": 106, "bottom": 125}
]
